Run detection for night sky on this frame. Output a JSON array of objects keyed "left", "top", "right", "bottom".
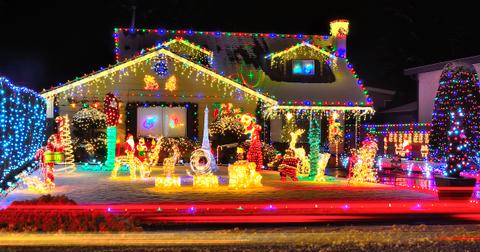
[{"left": 1, "top": 0, "right": 479, "bottom": 106}]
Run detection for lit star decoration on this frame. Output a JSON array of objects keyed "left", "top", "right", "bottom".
[
  {"left": 429, "top": 62, "right": 480, "bottom": 176},
  {"left": 0, "top": 77, "right": 46, "bottom": 196}
]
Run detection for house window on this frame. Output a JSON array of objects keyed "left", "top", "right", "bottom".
[{"left": 292, "top": 60, "right": 315, "bottom": 75}]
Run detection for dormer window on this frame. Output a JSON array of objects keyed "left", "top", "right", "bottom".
[{"left": 292, "top": 60, "right": 315, "bottom": 75}]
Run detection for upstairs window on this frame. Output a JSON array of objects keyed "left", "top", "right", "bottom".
[{"left": 292, "top": 60, "right": 315, "bottom": 75}]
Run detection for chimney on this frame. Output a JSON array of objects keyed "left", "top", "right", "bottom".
[{"left": 329, "top": 19, "right": 349, "bottom": 58}]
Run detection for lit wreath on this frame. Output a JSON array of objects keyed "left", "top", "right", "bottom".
[{"left": 189, "top": 149, "right": 214, "bottom": 175}]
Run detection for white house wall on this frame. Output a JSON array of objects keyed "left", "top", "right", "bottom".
[{"left": 418, "top": 63, "right": 480, "bottom": 123}]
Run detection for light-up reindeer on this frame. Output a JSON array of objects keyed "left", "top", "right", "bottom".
[
  {"left": 289, "top": 129, "right": 310, "bottom": 175},
  {"left": 111, "top": 135, "right": 148, "bottom": 179}
]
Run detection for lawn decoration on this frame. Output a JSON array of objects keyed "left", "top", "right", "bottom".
[
  {"left": 190, "top": 106, "right": 218, "bottom": 188},
  {"left": 238, "top": 113, "right": 263, "bottom": 171},
  {"left": 279, "top": 148, "right": 299, "bottom": 182},
  {"left": 289, "top": 129, "right": 310, "bottom": 175},
  {"left": 111, "top": 135, "right": 148, "bottom": 179},
  {"left": 349, "top": 136, "right": 378, "bottom": 184},
  {"left": 228, "top": 147, "right": 262, "bottom": 189},
  {"left": 155, "top": 144, "right": 181, "bottom": 189}
]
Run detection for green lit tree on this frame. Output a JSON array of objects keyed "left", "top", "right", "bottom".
[{"left": 308, "top": 116, "right": 321, "bottom": 177}]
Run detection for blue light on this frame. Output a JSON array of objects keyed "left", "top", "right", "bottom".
[
  {"left": 0, "top": 77, "right": 46, "bottom": 195},
  {"left": 292, "top": 60, "right": 315, "bottom": 75}
]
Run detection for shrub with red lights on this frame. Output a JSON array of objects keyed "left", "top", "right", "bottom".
[
  {"left": 104, "top": 93, "right": 120, "bottom": 127},
  {"left": 0, "top": 195, "right": 141, "bottom": 232}
]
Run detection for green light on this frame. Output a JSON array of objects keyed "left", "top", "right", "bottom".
[
  {"left": 308, "top": 117, "right": 321, "bottom": 178},
  {"left": 104, "top": 126, "right": 117, "bottom": 170}
]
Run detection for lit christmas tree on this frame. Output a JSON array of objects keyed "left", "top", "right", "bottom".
[
  {"left": 60, "top": 114, "right": 75, "bottom": 172},
  {"left": 308, "top": 116, "right": 321, "bottom": 178},
  {"left": 445, "top": 108, "right": 472, "bottom": 177},
  {"left": 430, "top": 62, "right": 480, "bottom": 174}
]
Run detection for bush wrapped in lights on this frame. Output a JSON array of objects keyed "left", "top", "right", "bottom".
[
  {"left": 153, "top": 137, "right": 198, "bottom": 163},
  {"left": 72, "top": 107, "right": 107, "bottom": 163},
  {"left": 0, "top": 77, "right": 46, "bottom": 196},
  {"left": 1, "top": 195, "right": 141, "bottom": 232}
]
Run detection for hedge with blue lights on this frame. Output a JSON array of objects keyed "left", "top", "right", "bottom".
[{"left": 0, "top": 77, "right": 46, "bottom": 196}]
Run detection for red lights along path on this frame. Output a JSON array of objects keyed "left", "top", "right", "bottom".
[{"left": 5, "top": 200, "right": 480, "bottom": 224}]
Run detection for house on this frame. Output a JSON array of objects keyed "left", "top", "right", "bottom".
[
  {"left": 40, "top": 20, "right": 373, "bottom": 155},
  {"left": 404, "top": 55, "right": 480, "bottom": 123}
]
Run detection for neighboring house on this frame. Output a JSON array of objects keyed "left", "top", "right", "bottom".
[
  {"left": 404, "top": 55, "right": 480, "bottom": 123},
  {"left": 364, "top": 87, "right": 395, "bottom": 111},
  {"left": 40, "top": 20, "right": 373, "bottom": 153}
]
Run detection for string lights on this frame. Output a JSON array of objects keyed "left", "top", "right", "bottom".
[
  {"left": 165, "top": 75, "right": 177, "bottom": 91},
  {"left": 0, "top": 77, "right": 46, "bottom": 196},
  {"left": 228, "top": 161, "right": 262, "bottom": 189},
  {"left": 349, "top": 137, "right": 378, "bottom": 184},
  {"left": 308, "top": 117, "right": 321, "bottom": 178},
  {"left": 103, "top": 93, "right": 120, "bottom": 170},
  {"left": 430, "top": 62, "right": 480, "bottom": 176},
  {"left": 152, "top": 53, "right": 169, "bottom": 78}
]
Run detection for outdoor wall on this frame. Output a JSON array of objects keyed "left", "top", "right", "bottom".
[
  {"left": 417, "top": 63, "right": 480, "bottom": 123},
  {"left": 52, "top": 60, "right": 259, "bottom": 144}
]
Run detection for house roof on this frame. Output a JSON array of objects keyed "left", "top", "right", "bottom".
[
  {"left": 42, "top": 25, "right": 373, "bottom": 113},
  {"left": 113, "top": 27, "right": 373, "bottom": 108},
  {"left": 378, "top": 101, "right": 417, "bottom": 113},
  {"left": 404, "top": 55, "right": 480, "bottom": 76},
  {"left": 365, "top": 86, "right": 396, "bottom": 96}
]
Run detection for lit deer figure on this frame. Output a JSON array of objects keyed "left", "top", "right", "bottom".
[{"left": 289, "top": 129, "right": 310, "bottom": 175}]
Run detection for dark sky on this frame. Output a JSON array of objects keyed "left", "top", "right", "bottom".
[{"left": 1, "top": 0, "right": 479, "bottom": 105}]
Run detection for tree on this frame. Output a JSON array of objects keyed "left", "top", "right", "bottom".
[
  {"left": 72, "top": 107, "right": 107, "bottom": 163},
  {"left": 429, "top": 62, "right": 480, "bottom": 175},
  {"left": 308, "top": 116, "right": 321, "bottom": 178},
  {"left": 445, "top": 108, "right": 471, "bottom": 177}
]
